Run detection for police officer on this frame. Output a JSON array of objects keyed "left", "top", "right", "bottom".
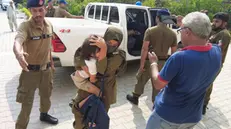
[
  {"left": 203, "top": 12, "right": 231, "bottom": 115},
  {"left": 126, "top": 9, "right": 178, "bottom": 105},
  {"left": 13, "top": 0, "right": 58, "bottom": 128},
  {"left": 53, "top": 0, "right": 83, "bottom": 18},
  {"left": 71, "top": 27, "right": 126, "bottom": 129},
  {"left": 45, "top": 0, "right": 55, "bottom": 17}
]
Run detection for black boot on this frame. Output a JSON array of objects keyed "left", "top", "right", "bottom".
[
  {"left": 73, "top": 121, "right": 76, "bottom": 128},
  {"left": 126, "top": 94, "right": 139, "bottom": 105},
  {"left": 202, "top": 105, "right": 208, "bottom": 115},
  {"left": 40, "top": 113, "right": 58, "bottom": 124}
]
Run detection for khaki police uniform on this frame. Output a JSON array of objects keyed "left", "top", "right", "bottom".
[
  {"left": 53, "top": 6, "right": 73, "bottom": 18},
  {"left": 71, "top": 50, "right": 126, "bottom": 129},
  {"left": 15, "top": 18, "right": 54, "bottom": 129},
  {"left": 71, "top": 26, "right": 125, "bottom": 129},
  {"left": 133, "top": 24, "right": 177, "bottom": 102},
  {"left": 45, "top": 6, "right": 56, "bottom": 17},
  {"left": 204, "top": 28, "right": 231, "bottom": 106}
]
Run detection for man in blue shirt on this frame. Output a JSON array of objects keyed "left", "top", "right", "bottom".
[{"left": 146, "top": 12, "right": 222, "bottom": 129}]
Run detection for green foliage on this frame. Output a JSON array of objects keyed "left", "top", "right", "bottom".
[
  {"left": 143, "top": 0, "right": 155, "bottom": 7},
  {"left": 161, "top": 0, "right": 230, "bottom": 18},
  {"left": 17, "top": 0, "right": 231, "bottom": 23},
  {"left": 19, "top": 7, "right": 32, "bottom": 19},
  {"left": 66, "top": 0, "right": 105, "bottom": 15}
]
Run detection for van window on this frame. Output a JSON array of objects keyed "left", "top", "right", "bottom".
[
  {"left": 126, "top": 8, "right": 149, "bottom": 56},
  {"left": 95, "top": 5, "right": 101, "bottom": 20},
  {"left": 88, "top": 5, "right": 95, "bottom": 19},
  {"left": 102, "top": 6, "right": 109, "bottom": 21},
  {"left": 110, "top": 6, "right": 119, "bottom": 23}
]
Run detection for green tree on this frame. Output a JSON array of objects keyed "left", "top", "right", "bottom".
[{"left": 66, "top": 0, "right": 105, "bottom": 15}]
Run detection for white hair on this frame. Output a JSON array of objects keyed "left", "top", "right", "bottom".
[{"left": 182, "top": 12, "right": 211, "bottom": 39}]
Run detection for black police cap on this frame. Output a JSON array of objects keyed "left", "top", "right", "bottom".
[
  {"left": 27, "top": 0, "right": 45, "bottom": 8},
  {"left": 213, "top": 12, "right": 229, "bottom": 22}
]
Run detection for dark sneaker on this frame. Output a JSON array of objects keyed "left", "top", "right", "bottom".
[
  {"left": 40, "top": 113, "right": 58, "bottom": 124},
  {"left": 126, "top": 94, "right": 139, "bottom": 105}
]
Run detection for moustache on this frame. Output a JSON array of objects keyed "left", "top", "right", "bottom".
[{"left": 35, "top": 16, "right": 42, "bottom": 19}]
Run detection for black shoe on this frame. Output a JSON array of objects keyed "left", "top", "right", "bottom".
[
  {"left": 69, "top": 101, "right": 73, "bottom": 108},
  {"left": 40, "top": 113, "right": 58, "bottom": 124},
  {"left": 126, "top": 94, "right": 138, "bottom": 105},
  {"left": 202, "top": 105, "right": 208, "bottom": 115}
]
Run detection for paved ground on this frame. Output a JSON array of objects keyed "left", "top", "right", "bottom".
[{"left": 0, "top": 10, "right": 231, "bottom": 129}]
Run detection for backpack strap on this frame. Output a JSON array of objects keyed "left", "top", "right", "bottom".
[{"left": 96, "top": 73, "right": 106, "bottom": 97}]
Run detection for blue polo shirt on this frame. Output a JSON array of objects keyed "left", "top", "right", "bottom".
[{"left": 155, "top": 43, "right": 222, "bottom": 124}]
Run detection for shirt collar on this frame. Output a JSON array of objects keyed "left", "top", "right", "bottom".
[{"left": 181, "top": 43, "right": 212, "bottom": 52}]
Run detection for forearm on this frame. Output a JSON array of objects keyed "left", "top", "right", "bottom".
[
  {"left": 98, "top": 43, "right": 107, "bottom": 61},
  {"left": 78, "top": 82, "right": 100, "bottom": 95},
  {"left": 66, "top": 13, "right": 83, "bottom": 19},
  {"left": 87, "top": 84, "right": 100, "bottom": 96},
  {"left": 140, "top": 48, "right": 148, "bottom": 67},
  {"left": 73, "top": 15, "right": 84, "bottom": 19},
  {"left": 150, "top": 62, "right": 160, "bottom": 89},
  {"left": 13, "top": 39, "right": 24, "bottom": 58},
  {"left": 50, "top": 50, "right": 54, "bottom": 65}
]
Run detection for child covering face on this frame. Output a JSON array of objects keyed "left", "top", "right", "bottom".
[{"left": 71, "top": 36, "right": 101, "bottom": 91}]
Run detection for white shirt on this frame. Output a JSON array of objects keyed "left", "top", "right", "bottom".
[
  {"left": 7, "top": 5, "right": 16, "bottom": 18},
  {"left": 77, "top": 58, "right": 97, "bottom": 78}
]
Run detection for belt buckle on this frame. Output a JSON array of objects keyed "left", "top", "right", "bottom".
[
  {"left": 27, "top": 65, "right": 39, "bottom": 71},
  {"left": 41, "top": 63, "right": 51, "bottom": 71},
  {"left": 40, "top": 65, "right": 47, "bottom": 71}
]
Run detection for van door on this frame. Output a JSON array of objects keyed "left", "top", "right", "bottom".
[{"left": 126, "top": 8, "right": 149, "bottom": 56}]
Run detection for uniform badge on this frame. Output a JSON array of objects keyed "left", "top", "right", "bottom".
[{"left": 39, "top": 0, "right": 44, "bottom": 5}]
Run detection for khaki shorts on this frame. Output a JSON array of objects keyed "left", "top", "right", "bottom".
[{"left": 70, "top": 72, "right": 92, "bottom": 91}]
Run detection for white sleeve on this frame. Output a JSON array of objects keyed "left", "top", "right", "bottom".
[
  {"left": 6, "top": 8, "right": 9, "bottom": 17},
  {"left": 84, "top": 58, "right": 97, "bottom": 75}
]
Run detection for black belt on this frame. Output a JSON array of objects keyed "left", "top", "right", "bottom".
[{"left": 27, "top": 63, "right": 51, "bottom": 71}]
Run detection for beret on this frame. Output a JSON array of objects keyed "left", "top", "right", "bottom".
[
  {"left": 59, "top": 0, "right": 68, "bottom": 4},
  {"left": 213, "top": 12, "right": 229, "bottom": 22},
  {"left": 27, "top": 0, "right": 45, "bottom": 8}
]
